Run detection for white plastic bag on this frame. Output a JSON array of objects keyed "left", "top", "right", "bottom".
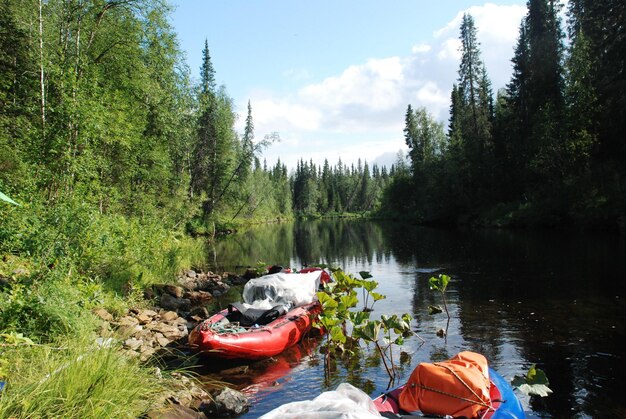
[
  {"left": 259, "top": 383, "right": 382, "bottom": 418},
  {"left": 242, "top": 271, "right": 322, "bottom": 308}
]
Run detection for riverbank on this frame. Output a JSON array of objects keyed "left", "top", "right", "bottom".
[{"left": 0, "top": 265, "right": 258, "bottom": 418}]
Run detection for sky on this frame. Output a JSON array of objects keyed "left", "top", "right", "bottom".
[{"left": 169, "top": 1, "right": 528, "bottom": 170}]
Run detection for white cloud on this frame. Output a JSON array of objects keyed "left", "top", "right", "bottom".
[
  {"left": 246, "top": 3, "right": 527, "bottom": 169},
  {"left": 300, "top": 57, "right": 405, "bottom": 112},
  {"left": 253, "top": 97, "right": 322, "bottom": 131},
  {"left": 412, "top": 43, "right": 432, "bottom": 54}
]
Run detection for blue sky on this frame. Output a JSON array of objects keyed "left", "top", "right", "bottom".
[{"left": 170, "top": 1, "right": 528, "bottom": 170}]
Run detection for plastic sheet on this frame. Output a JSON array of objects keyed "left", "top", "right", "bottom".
[
  {"left": 242, "top": 271, "right": 322, "bottom": 309},
  {"left": 259, "top": 382, "right": 382, "bottom": 418}
]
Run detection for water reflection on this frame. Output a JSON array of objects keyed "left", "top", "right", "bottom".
[{"left": 208, "top": 220, "right": 626, "bottom": 418}]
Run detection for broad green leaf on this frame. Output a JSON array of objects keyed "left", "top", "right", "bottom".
[
  {"left": 329, "top": 325, "right": 346, "bottom": 344},
  {"left": 362, "top": 279, "right": 378, "bottom": 292},
  {"left": 317, "top": 316, "right": 340, "bottom": 329},
  {"left": 527, "top": 364, "right": 550, "bottom": 385},
  {"left": 429, "top": 274, "right": 450, "bottom": 292},
  {"left": 511, "top": 365, "right": 552, "bottom": 397},
  {"left": 317, "top": 292, "right": 338, "bottom": 311},
  {"left": 428, "top": 305, "right": 443, "bottom": 314},
  {"left": 353, "top": 320, "right": 381, "bottom": 342},
  {"left": 516, "top": 383, "right": 553, "bottom": 397},
  {"left": 370, "top": 292, "right": 386, "bottom": 302},
  {"left": 348, "top": 311, "right": 370, "bottom": 326},
  {"left": 359, "top": 271, "right": 373, "bottom": 280},
  {"left": 339, "top": 294, "right": 358, "bottom": 309}
]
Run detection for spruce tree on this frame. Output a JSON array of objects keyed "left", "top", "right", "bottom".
[{"left": 453, "top": 13, "right": 494, "bottom": 204}]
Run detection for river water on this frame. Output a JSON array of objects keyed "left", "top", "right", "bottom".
[{"left": 202, "top": 219, "right": 626, "bottom": 418}]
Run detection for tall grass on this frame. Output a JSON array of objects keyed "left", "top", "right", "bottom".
[
  {"left": 0, "top": 336, "right": 165, "bottom": 418},
  {"left": 0, "top": 194, "right": 210, "bottom": 418}
]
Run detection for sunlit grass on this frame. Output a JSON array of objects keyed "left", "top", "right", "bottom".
[{"left": 0, "top": 335, "right": 165, "bottom": 418}]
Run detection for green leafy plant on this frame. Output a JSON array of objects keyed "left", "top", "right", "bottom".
[
  {"left": 428, "top": 274, "right": 451, "bottom": 339},
  {"left": 358, "top": 271, "right": 386, "bottom": 312},
  {"left": 314, "top": 268, "right": 418, "bottom": 382},
  {"left": 353, "top": 313, "right": 417, "bottom": 381},
  {"left": 511, "top": 364, "right": 553, "bottom": 397}
]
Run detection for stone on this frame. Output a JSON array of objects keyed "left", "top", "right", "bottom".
[
  {"left": 160, "top": 293, "right": 191, "bottom": 311},
  {"left": 189, "top": 306, "right": 209, "bottom": 319},
  {"left": 124, "top": 338, "right": 143, "bottom": 351},
  {"left": 160, "top": 311, "right": 179, "bottom": 322},
  {"left": 116, "top": 316, "right": 139, "bottom": 327},
  {"left": 183, "top": 291, "right": 212, "bottom": 305},
  {"left": 164, "top": 285, "right": 184, "bottom": 298},
  {"left": 92, "top": 308, "right": 113, "bottom": 322},
  {"left": 198, "top": 387, "right": 250, "bottom": 417},
  {"left": 155, "top": 333, "right": 171, "bottom": 347},
  {"left": 136, "top": 310, "right": 158, "bottom": 324},
  {"left": 117, "top": 324, "right": 143, "bottom": 338}
]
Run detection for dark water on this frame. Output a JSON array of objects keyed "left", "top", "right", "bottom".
[{"left": 203, "top": 219, "right": 626, "bottom": 418}]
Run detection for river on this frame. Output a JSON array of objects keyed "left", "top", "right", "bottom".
[{"left": 201, "top": 219, "right": 626, "bottom": 418}]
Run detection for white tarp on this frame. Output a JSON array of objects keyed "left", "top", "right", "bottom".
[
  {"left": 259, "top": 382, "right": 382, "bottom": 419},
  {"left": 242, "top": 270, "right": 322, "bottom": 310}
]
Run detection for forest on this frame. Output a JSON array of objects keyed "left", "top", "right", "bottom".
[{"left": 0, "top": 0, "right": 624, "bottom": 416}]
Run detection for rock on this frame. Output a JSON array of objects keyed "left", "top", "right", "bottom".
[
  {"left": 136, "top": 309, "right": 158, "bottom": 324},
  {"left": 117, "top": 324, "right": 143, "bottom": 338},
  {"left": 186, "top": 270, "right": 197, "bottom": 278},
  {"left": 140, "top": 347, "right": 156, "bottom": 362},
  {"left": 198, "top": 387, "right": 250, "bottom": 417},
  {"left": 160, "top": 293, "right": 191, "bottom": 311},
  {"left": 160, "top": 311, "right": 179, "bottom": 322},
  {"left": 92, "top": 308, "right": 113, "bottom": 322},
  {"left": 149, "top": 323, "right": 185, "bottom": 340},
  {"left": 124, "top": 338, "right": 143, "bottom": 351},
  {"left": 184, "top": 290, "right": 212, "bottom": 305},
  {"left": 189, "top": 306, "right": 209, "bottom": 319},
  {"left": 164, "top": 285, "right": 184, "bottom": 298},
  {"left": 116, "top": 316, "right": 140, "bottom": 327},
  {"left": 154, "top": 332, "right": 171, "bottom": 347}
]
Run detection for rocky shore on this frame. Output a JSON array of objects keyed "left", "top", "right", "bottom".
[{"left": 92, "top": 269, "right": 256, "bottom": 418}]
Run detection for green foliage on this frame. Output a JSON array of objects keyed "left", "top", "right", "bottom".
[
  {"left": 512, "top": 364, "right": 553, "bottom": 397},
  {"left": 315, "top": 268, "right": 416, "bottom": 381},
  {"left": 0, "top": 191, "right": 19, "bottom": 205},
  {"left": 428, "top": 274, "right": 450, "bottom": 293},
  {"left": 0, "top": 332, "right": 34, "bottom": 346},
  {"left": 0, "top": 275, "right": 100, "bottom": 342},
  {"left": 0, "top": 336, "right": 166, "bottom": 418},
  {"left": 429, "top": 274, "right": 451, "bottom": 338}
]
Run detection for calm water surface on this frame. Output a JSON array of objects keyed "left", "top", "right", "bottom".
[{"left": 202, "top": 220, "right": 626, "bottom": 418}]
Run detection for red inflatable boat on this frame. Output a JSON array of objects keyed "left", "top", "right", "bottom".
[{"left": 188, "top": 268, "right": 330, "bottom": 360}]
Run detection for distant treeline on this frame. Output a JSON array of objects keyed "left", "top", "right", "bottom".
[{"left": 1, "top": 0, "right": 624, "bottom": 243}]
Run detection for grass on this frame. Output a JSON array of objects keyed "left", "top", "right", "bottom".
[
  {"left": 0, "top": 202, "right": 218, "bottom": 418},
  {"left": 0, "top": 335, "right": 166, "bottom": 418}
]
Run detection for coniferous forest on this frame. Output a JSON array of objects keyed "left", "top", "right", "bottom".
[{"left": 0, "top": 0, "right": 624, "bottom": 416}]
